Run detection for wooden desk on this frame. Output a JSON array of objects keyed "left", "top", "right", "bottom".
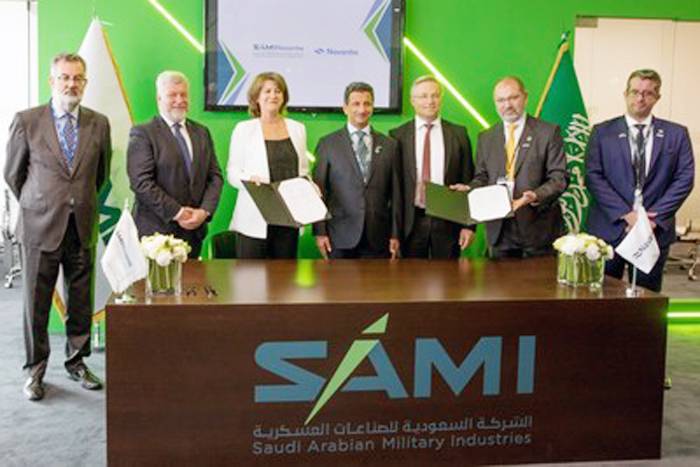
[{"left": 107, "top": 258, "right": 667, "bottom": 466}]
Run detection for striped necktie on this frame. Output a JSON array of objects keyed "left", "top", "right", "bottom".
[{"left": 62, "top": 114, "right": 77, "bottom": 167}]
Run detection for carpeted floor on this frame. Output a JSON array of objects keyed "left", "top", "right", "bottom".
[{"left": 0, "top": 264, "right": 698, "bottom": 466}]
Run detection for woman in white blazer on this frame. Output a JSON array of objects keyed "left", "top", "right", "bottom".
[{"left": 227, "top": 72, "right": 309, "bottom": 258}]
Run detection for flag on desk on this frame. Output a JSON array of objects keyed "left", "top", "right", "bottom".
[
  {"left": 101, "top": 209, "right": 147, "bottom": 293},
  {"left": 615, "top": 204, "right": 660, "bottom": 274},
  {"left": 535, "top": 32, "right": 591, "bottom": 233},
  {"left": 53, "top": 18, "right": 135, "bottom": 321}
]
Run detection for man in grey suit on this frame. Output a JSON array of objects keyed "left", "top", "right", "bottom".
[
  {"left": 127, "top": 71, "right": 222, "bottom": 258},
  {"left": 313, "top": 82, "right": 401, "bottom": 259},
  {"left": 467, "top": 76, "right": 567, "bottom": 258},
  {"left": 389, "top": 75, "right": 475, "bottom": 258},
  {"left": 4, "top": 53, "right": 112, "bottom": 400}
]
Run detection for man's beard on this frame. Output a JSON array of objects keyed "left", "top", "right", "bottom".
[{"left": 54, "top": 91, "right": 82, "bottom": 111}]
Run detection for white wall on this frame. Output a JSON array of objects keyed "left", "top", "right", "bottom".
[
  {"left": 0, "top": 0, "right": 37, "bottom": 229},
  {"left": 575, "top": 17, "right": 700, "bottom": 226}
]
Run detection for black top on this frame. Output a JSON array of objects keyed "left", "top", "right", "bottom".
[{"left": 265, "top": 138, "right": 299, "bottom": 183}]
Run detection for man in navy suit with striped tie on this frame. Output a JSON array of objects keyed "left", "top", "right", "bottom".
[{"left": 586, "top": 69, "right": 695, "bottom": 292}]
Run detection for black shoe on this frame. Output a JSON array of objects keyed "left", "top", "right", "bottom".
[
  {"left": 67, "top": 364, "right": 103, "bottom": 390},
  {"left": 23, "top": 376, "right": 45, "bottom": 401}
]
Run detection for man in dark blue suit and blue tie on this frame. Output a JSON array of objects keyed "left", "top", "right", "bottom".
[{"left": 586, "top": 69, "right": 695, "bottom": 292}]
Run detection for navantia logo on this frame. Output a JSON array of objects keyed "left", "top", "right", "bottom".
[{"left": 254, "top": 313, "right": 536, "bottom": 424}]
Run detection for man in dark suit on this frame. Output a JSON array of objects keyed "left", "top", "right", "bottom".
[
  {"left": 127, "top": 71, "right": 222, "bottom": 258},
  {"left": 313, "top": 82, "right": 401, "bottom": 259},
  {"left": 466, "top": 76, "right": 568, "bottom": 258},
  {"left": 586, "top": 69, "right": 694, "bottom": 292},
  {"left": 4, "top": 53, "right": 112, "bottom": 400},
  {"left": 389, "top": 75, "right": 474, "bottom": 258}
]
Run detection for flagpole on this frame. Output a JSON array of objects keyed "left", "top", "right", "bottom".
[
  {"left": 535, "top": 32, "right": 570, "bottom": 117},
  {"left": 626, "top": 189, "right": 644, "bottom": 297}
]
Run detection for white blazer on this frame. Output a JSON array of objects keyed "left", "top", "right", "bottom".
[{"left": 227, "top": 118, "right": 309, "bottom": 239}]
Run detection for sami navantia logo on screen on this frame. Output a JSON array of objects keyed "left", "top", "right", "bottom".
[{"left": 254, "top": 313, "right": 536, "bottom": 424}]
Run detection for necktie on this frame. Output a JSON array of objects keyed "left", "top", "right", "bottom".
[
  {"left": 62, "top": 114, "right": 77, "bottom": 168},
  {"left": 505, "top": 123, "right": 517, "bottom": 179},
  {"left": 354, "top": 130, "right": 370, "bottom": 182},
  {"left": 634, "top": 124, "right": 646, "bottom": 188},
  {"left": 173, "top": 123, "right": 192, "bottom": 178},
  {"left": 417, "top": 123, "right": 433, "bottom": 208}
]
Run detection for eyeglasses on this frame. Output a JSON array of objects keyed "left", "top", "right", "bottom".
[
  {"left": 495, "top": 95, "right": 523, "bottom": 105},
  {"left": 55, "top": 74, "right": 87, "bottom": 85},
  {"left": 413, "top": 93, "right": 441, "bottom": 100},
  {"left": 627, "top": 89, "right": 658, "bottom": 100}
]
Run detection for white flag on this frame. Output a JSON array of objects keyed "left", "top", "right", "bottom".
[
  {"left": 79, "top": 18, "right": 134, "bottom": 310},
  {"left": 100, "top": 209, "right": 147, "bottom": 293},
  {"left": 615, "top": 204, "right": 660, "bottom": 274}
]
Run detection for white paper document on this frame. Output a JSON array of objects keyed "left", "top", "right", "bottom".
[
  {"left": 468, "top": 185, "right": 512, "bottom": 222},
  {"left": 278, "top": 178, "right": 329, "bottom": 225}
]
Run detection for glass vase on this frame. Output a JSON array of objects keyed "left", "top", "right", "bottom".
[
  {"left": 557, "top": 252, "right": 605, "bottom": 288},
  {"left": 146, "top": 259, "right": 182, "bottom": 296}
]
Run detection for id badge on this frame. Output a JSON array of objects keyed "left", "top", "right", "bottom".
[{"left": 496, "top": 177, "right": 514, "bottom": 200}]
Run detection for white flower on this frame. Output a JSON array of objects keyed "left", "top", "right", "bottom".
[
  {"left": 141, "top": 233, "right": 191, "bottom": 264},
  {"left": 155, "top": 249, "right": 172, "bottom": 267},
  {"left": 173, "top": 245, "right": 188, "bottom": 262},
  {"left": 585, "top": 244, "right": 601, "bottom": 261},
  {"left": 553, "top": 232, "right": 612, "bottom": 261}
]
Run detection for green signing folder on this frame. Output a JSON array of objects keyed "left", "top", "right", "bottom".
[
  {"left": 425, "top": 182, "right": 474, "bottom": 225},
  {"left": 243, "top": 178, "right": 331, "bottom": 228}
]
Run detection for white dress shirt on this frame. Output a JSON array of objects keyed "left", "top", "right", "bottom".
[
  {"left": 161, "top": 113, "right": 193, "bottom": 161},
  {"left": 414, "top": 116, "right": 445, "bottom": 184}
]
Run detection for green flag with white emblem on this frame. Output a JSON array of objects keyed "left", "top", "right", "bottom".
[{"left": 536, "top": 34, "right": 591, "bottom": 233}]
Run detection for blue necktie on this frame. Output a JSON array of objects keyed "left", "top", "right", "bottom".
[
  {"left": 173, "top": 123, "right": 192, "bottom": 178},
  {"left": 62, "top": 114, "right": 77, "bottom": 167}
]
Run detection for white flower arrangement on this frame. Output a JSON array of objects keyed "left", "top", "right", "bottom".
[
  {"left": 141, "top": 233, "right": 191, "bottom": 266},
  {"left": 553, "top": 233, "right": 613, "bottom": 288},
  {"left": 553, "top": 233, "right": 613, "bottom": 261}
]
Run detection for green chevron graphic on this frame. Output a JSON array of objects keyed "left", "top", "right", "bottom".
[{"left": 304, "top": 313, "right": 389, "bottom": 425}]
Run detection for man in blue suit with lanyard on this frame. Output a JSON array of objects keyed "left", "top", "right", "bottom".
[{"left": 586, "top": 69, "right": 695, "bottom": 292}]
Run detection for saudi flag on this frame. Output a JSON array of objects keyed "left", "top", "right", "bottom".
[
  {"left": 53, "top": 18, "right": 133, "bottom": 326},
  {"left": 535, "top": 34, "right": 591, "bottom": 233}
]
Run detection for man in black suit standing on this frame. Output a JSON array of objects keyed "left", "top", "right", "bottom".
[
  {"left": 127, "top": 71, "right": 222, "bottom": 258},
  {"left": 313, "top": 82, "right": 401, "bottom": 259},
  {"left": 389, "top": 76, "right": 475, "bottom": 258},
  {"left": 467, "top": 76, "right": 567, "bottom": 258}
]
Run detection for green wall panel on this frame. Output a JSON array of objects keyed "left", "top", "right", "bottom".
[{"left": 37, "top": 0, "right": 700, "bottom": 259}]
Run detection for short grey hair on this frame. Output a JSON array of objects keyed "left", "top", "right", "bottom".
[
  {"left": 411, "top": 75, "right": 441, "bottom": 96},
  {"left": 50, "top": 52, "right": 86, "bottom": 77},
  {"left": 156, "top": 70, "right": 189, "bottom": 96}
]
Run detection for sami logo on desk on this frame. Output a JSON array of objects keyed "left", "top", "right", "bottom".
[{"left": 254, "top": 314, "right": 537, "bottom": 424}]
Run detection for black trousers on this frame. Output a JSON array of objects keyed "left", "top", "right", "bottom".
[
  {"left": 21, "top": 214, "right": 94, "bottom": 377},
  {"left": 330, "top": 226, "right": 389, "bottom": 259},
  {"left": 605, "top": 245, "right": 669, "bottom": 293},
  {"left": 490, "top": 217, "right": 555, "bottom": 259},
  {"left": 236, "top": 226, "right": 298, "bottom": 259},
  {"left": 402, "top": 208, "right": 460, "bottom": 259}
]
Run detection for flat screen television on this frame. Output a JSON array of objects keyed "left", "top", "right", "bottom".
[{"left": 205, "top": 0, "right": 405, "bottom": 113}]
